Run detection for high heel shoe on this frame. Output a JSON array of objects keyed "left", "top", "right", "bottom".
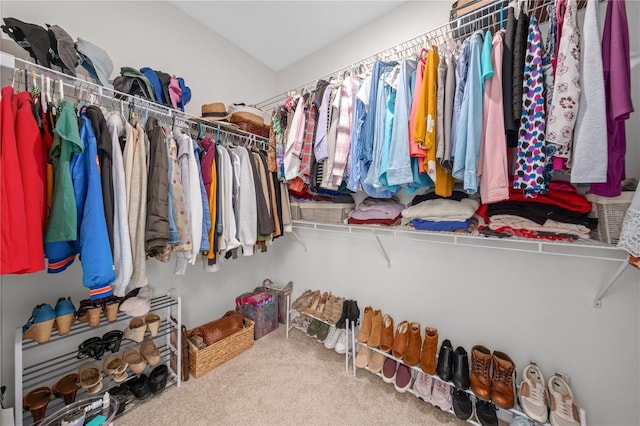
[
  {"left": 77, "top": 299, "right": 102, "bottom": 327},
  {"left": 123, "top": 348, "right": 147, "bottom": 374},
  {"left": 78, "top": 363, "right": 103, "bottom": 395},
  {"left": 52, "top": 373, "right": 80, "bottom": 405},
  {"left": 23, "top": 304, "right": 56, "bottom": 343},
  {"left": 123, "top": 317, "right": 146, "bottom": 343},
  {"left": 53, "top": 297, "right": 76, "bottom": 336},
  {"left": 101, "top": 295, "right": 122, "bottom": 322},
  {"left": 140, "top": 337, "right": 160, "bottom": 367},
  {"left": 23, "top": 387, "right": 51, "bottom": 423},
  {"left": 315, "top": 292, "right": 330, "bottom": 317},
  {"left": 291, "top": 290, "right": 312, "bottom": 310},
  {"left": 145, "top": 312, "right": 160, "bottom": 337},
  {"left": 303, "top": 291, "right": 321, "bottom": 315}
]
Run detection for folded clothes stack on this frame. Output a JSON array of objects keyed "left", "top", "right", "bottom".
[
  {"left": 347, "top": 197, "right": 405, "bottom": 226},
  {"left": 403, "top": 191, "right": 480, "bottom": 232}
]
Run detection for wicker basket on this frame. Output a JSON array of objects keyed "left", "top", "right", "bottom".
[
  {"left": 586, "top": 192, "right": 634, "bottom": 244},
  {"left": 290, "top": 202, "right": 355, "bottom": 224},
  {"left": 187, "top": 317, "right": 254, "bottom": 378}
]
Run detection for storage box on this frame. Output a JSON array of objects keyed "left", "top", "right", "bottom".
[
  {"left": 261, "top": 280, "right": 293, "bottom": 325},
  {"left": 236, "top": 291, "right": 279, "bottom": 340},
  {"left": 586, "top": 192, "right": 634, "bottom": 244},
  {"left": 289, "top": 201, "right": 355, "bottom": 224},
  {"left": 187, "top": 317, "right": 254, "bottom": 378}
]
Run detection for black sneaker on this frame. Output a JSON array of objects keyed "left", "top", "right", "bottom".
[
  {"left": 452, "top": 389, "right": 473, "bottom": 420},
  {"left": 110, "top": 383, "right": 133, "bottom": 415},
  {"left": 128, "top": 374, "right": 152, "bottom": 400},
  {"left": 476, "top": 400, "right": 498, "bottom": 426}
]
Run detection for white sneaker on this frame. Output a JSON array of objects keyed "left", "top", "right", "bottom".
[
  {"left": 334, "top": 330, "right": 348, "bottom": 354},
  {"left": 548, "top": 374, "right": 580, "bottom": 426},
  {"left": 323, "top": 326, "right": 339, "bottom": 349},
  {"left": 519, "top": 363, "right": 548, "bottom": 424}
]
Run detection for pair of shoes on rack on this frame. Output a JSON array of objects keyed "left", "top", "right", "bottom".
[
  {"left": 412, "top": 371, "right": 452, "bottom": 411},
  {"left": 322, "top": 296, "right": 345, "bottom": 324},
  {"left": 123, "top": 338, "right": 160, "bottom": 374},
  {"left": 437, "top": 340, "right": 470, "bottom": 390},
  {"left": 123, "top": 312, "right": 160, "bottom": 343},
  {"left": 103, "top": 353, "right": 129, "bottom": 383},
  {"left": 470, "top": 345, "right": 516, "bottom": 409},
  {"left": 77, "top": 330, "right": 123, "bottom": 360},
  {"left": 334, "top": 327, "right": 355, "bottom": 354},
  {"left": 22, "top": 297, "right": 78, "bottom": 343},
  {"left": 128, "top": 365, "right": 169, "bottom": 400},
  {"left": 323, "top": 325, "right": 341, "bottom": 349},
  {"left": 52, "top": 373, "right": 80, "bottom": 405},
  {"left": 335, "top": 299, "right": 360, "bottom": 329},
  {"left": 390, "top": 320, "right": 422, "bottom": 367},
  {"left": 307, "top": 319, "right": 330, "bottom": 342}
]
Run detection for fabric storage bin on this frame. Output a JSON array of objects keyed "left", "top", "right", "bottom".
[
  {"left": 236, "top": 291, "right": 278, "bottom": 339},
  {"left": 261, "top": 280, "right": 293, "bottom": 325},
  {"left": 296, "top": 202, "right": 355, "bottom": 224},
  {"left": 187, "top": 317, "right": 254, "bottom": 378},
  {"left": 586, "top": 192, "right": 634, "bottom": 244}
]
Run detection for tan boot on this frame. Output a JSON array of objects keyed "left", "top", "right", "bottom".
[
  {"left": 367, "top": 309, "right": 383, "bottom": 348},
  {"left": 403, "top": 322, "right": 422, "bottom": 367},
  {"left": 379, "top": 314, "right": 394, "bottom": 353},
  {"left": 391, "top": 321, "right": 409, "bottom": 360},
  {"left": 419, "top": 327, "right": 438, "bottom": 375},
  {"left": 470, "top": 345, "right": 492, "bottom": 400},
  {"left": 491, "top": 351, "right": 516, "bottom": 409},
  {"left": 356, "top": 306, "right": 373, "bottom": 343}
]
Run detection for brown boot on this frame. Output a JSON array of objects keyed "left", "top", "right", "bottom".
[
  {"left": 403, "top": 322, "right": 422, "bottom": 367},
  {"left": 419, "top": 327, "right": 438, "bottom": 375},
  {"left": 491, "top": 351, "right": 516, "bottom": 409},
  {"left": 379, "top": 314, "right": 394, "bottom": 353},
  {"left": 356, "top": 306, "right": 373, "bottom": 343},
  {"left": 470, "top": 345, "right": 492, "bottom": 400},
  {"left": 391, "top": 321, "right": 409, "bottom": 360},
  {"left": 367, "top": 309, "right": 383, "bottom": 348}
]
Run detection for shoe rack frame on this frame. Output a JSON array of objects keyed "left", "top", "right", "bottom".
[
  {"left": 286, "top": 294, "right": 356, "bottom": 375},
  {"left": 14, "top": 292, "right": 182, "bottom": 426},
  {"left": 353, "top": 341, "right": 587, "bottom": 426}
]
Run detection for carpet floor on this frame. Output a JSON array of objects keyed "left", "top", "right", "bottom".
[{"left": 117, "top": 325, "right": 467, "bottom": 425}]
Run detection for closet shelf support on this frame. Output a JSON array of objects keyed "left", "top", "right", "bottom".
[
  {"left": 593, "top": 261, "right": 629, "bottom": 308},
  {"left": 375, "top": 234, "right": 391, "bottom": 268},
  {"left": 291, "top": 230, "right": 307, "bottom": 252}
]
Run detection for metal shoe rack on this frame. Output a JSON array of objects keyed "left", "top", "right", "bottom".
[
  {"left": 286, "top": 294, "right": 356, "bottom": 375},
  {"left": 14, "top": 292, "right": 182, "bottom": 426},
  {"left": 353, "top": 341, "right": 587, "bottom": 426}
]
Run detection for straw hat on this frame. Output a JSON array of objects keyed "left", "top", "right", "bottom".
[{"left": 200, "top": 102, "right": 238, "bottom": 128}]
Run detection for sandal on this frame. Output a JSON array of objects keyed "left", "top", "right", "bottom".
[
  {"left": 123, "top": 348, "right": 147, "bottom": 374},
  {"left": 78, "top": 363, "right": 103, "bottom": 395},
  {"left": 53, "top": 297, "right": 76, "bottom": 336},
  {"left": 23, "top": 386, "right": 51, "bottom": 423},
  {"left": 77, "top": 337, "right": 107, "bottom": 360},
  {"left": 102, "top": 330, "right": 123, "bottom": 353},
  {"left": 52, "top": 373, "right": 80, "bottom": 405},
  {"left": 22, "top": 304, "right": 56, "bottom": 343},
  {"left": 77, "top": 299, "right": 102, "bottom": 327},
  {"left": 101, "top": 295, "right": 122, "bottom": 322},
  {"left": 144, "top": 312, "right": 161, "bottom": 337},
  {"left": 103, "top": 354, "right": 129, "bottom": 383},
  {"left": 123, "top": 317, "right": 146, "bottom": 343},
  {"left": 140, "top": 337, "right": 160, "bottom": 367},
  {"left": 303, "top": 290, "right": 321, "bottom": 315}
]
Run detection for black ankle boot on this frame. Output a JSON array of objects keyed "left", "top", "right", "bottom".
[
  {"left": 452, "top": 346, "right": 470, "bottom": 389},
  {"left": 436, "top": 339, "right": 454, "bottom": 381},
  {"left": 335, "top": 300, "right": 350, "bottom": 329},
  {"left": 348, "top": 300, "right": 360, "bottom": 326}
]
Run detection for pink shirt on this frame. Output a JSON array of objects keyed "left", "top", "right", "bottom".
[{"left": 409, "top": 54, "right": 427, "bottom": 173}]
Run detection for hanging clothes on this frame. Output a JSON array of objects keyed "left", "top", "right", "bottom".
[
  {"left": 331, "top": 76, "right": 359, "bottom": 187},
  {"left": 409, "top": 55, "right": 428, "bottom": 173},
  {"left": 145, "top": 118, "right": 169, "bottom": 257},
  {"left": 283, "top": 96, "right": 305, "bottom": 181},
  {"left": 513, "top": 15, "right": 547, "bottom": 197},
  {"left": 186, "top": 134, "right": 204, "bottom": 265},
  {"left": 346, "top": 76, "right": 368, "bottom": 193},
  {"left": 229, "top": 146, "right": 257, "bottom": 256},
  {"left": 511, "top": 8, "right": 529, "bottom": 148},
  {"left": 502, "top": 5, "right": 518, "bottom": 146}
]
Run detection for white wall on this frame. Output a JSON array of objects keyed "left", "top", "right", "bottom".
[{"left": 0, "top": 1, "right": 278, "bottom": 115}]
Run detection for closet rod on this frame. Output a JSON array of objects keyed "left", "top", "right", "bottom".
[
  {"left": 256, "top": 0, "right": 592, "bottom": 110},
  {"left": 3, "top": 54, "right": 270, "bottom": 147}
]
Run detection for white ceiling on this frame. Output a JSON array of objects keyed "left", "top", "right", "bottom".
[{"left": 170, "top": 1, "right": 406, "bottom": 71}]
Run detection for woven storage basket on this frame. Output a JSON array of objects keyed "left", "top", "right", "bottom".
[
  {"left": 297, "top": 202, "right": 355, "bottom": 224},
  {"left": 586, "top": 192, "right": 634, "bottom": 244},
  {"left": 187, "top": 317, "right": 254, "bottom": 378}
]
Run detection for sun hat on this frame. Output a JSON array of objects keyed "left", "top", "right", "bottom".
[
  {"left": 46, "top": 24, "right": 78, "bottom": 76},
  {"left": 1, "top": 17, "right": 51, "bottom": 67},
  {"left": 228, "top": 103, "right": 266, "bottom": 127},
  {"left": 76, "top": 38, "right": 113, "bottom": 87},
  {"left": 200, "top": 103, "right": 239, "bottom": 129}
]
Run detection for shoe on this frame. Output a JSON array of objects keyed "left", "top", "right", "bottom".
[
  {"left": 431, "top": 380, "right": 452, "bottom": 411},
  {"left": 78, "top": 363, "right": 103, "bottom": 395},
  {"left": 76, "top": 299, "right": 102, "bottom": 327},
  {"left": 382, "top": 358, "right": 397, "bottom": 383},
  {"left": 413, "top": 372, "right": 433, "bottom": 401},
  {"left": 368, "top": 351, "right": 386, "bottom": 373},
  {"left": 323, "top": 326, "right": 340, "bottom": 349},
  {"left": 103, "top": 354, "right": 129, "bottom": 383},
  {"left": 315, "top": 291, "right": 330, "bottom": 318},
  {"left": 123, "top": 348, "right": 147, "bottom": 374},
  {"left": 316, "top": 322, "right": 331, "bottom": 342},
  {"left": 101, "top": 295, "right": 122, "bottom": 322},
  {"left": 335, "top": 300, "right": 350, "bottom": 329},
  {"left": 436, "top": 339, "right": 454, "bottom": 381},
  {"left": 347, "top": 300, "right": 360, "bottom": 326},
  {"left": 452, "top": 389, "right": 473, "bottom": 420},
  {"left": 140, "top": 337, "right": 161, "bottom": 366},
  {"left": 403, "top": 322, "right": 422, "bottom": 367},
  {"left": 291, "top": 290, "right": 312, "bottom": 310},
  {"left": 306, "top": 319, "right": 321, "bottom": 337},
  {"left": 491, "top": 350, "right": 516, "bottom": 409},
  {"left": 394, "top": 363, "right": 412, "bottom": 393},
  {"left": 355, "top": 346, "right": 371, "bottom": 369},
  {"left": 328, "top": 297, "right": 344, "bottom": 324},
  {"left": 321, "top": 295, "right": 336, "bottom": 321},
  {"left": 391, "top": 321, "right": 409, "bottom": 360},
  {"left": 124, "top": 317, "right": 147, "bottom": 343},
  {"left": 367, "top": 309, "right": 383, "bottom": 348},
  {"left": 548, "top": 374, "right": 580, "bottom": 426},
  {"left": 519, "top": 363, "right": 548, "bottom": 424},
  {"left": 476, "top": 400, "right": 498, "bottom": 426},
  {"left": 149, "top": 364, "right": 169, "bottom": 394},
  {"left": 420, "top": 327, "right": 438, "bottom": 375},
  {"left": 52, "top": 373, "right": 80, "bottom": 405},
  {"left": 53, "top": 297, "right": 76, "bottom": 336},
  {"left": 334, "top": 329, "right": 350, "bottom": 354},
  {"left": 102, "top": 329, "right": 124, "bottom": 353},
  {"left": 128, "top": 373, "right": 152, "bottom": 400},
  {"left": 511, "top": 416, "right": 535, "bottom": 426},
  {"left": 22, "top": 304, "right": 56, "bottom": 343},
  {"left": 453, "top": 346, "right": 470, "bottom": 390},
  {"left": 77, "top": 336, "right": 108, "bottom": 360},
  {"left": 303, "top": 290, "right": 321, "bottom": 315},
  {"left": 110, "top": 383, "right": 133, "bottom": 415},
  {"left": 356, "top": 306, "right": 373, "bottom": 343},
  {"left": 379, "top": 314, "right": 394, "bottom": 353},
  {"left": 22, "top": 387, "right": 51, "bottom": 423},
  {"left": 470, "top": 345, "right": 492, "bottom": 400},
  {"left": 145, "top": 312, "right": 160, "bottom": 337}
]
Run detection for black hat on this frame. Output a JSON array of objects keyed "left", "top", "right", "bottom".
[
  {"left": 1, "top": 17, "right": 51, "bottom": 67},
  {"left": 46, "top": 24, "right": 78, "bottom": 76}
]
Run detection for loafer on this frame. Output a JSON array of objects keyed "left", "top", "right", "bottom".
[
  {"left": 393, "top": 363, "right": 412, "bottom": 393},
  {"left": 382, "top": 357, "right": 397, "bottom": 383},
  {"left": 452, "top": 389, "right": 473, "bottom": 420},
  {"left": 316, "top": 322, "right": 331, "bottom": 342},
  {"left": 436, "top": 339, "right": 454, "bottom": 381},
  {"left": 128, "top": 374, "right": 152, "bottom": 400},
  {"left": 149, "top": 364, "right": 169, "bottom": 394},
  {"left": 476, "top": 400, "right": 498, "bottom": 426}
]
